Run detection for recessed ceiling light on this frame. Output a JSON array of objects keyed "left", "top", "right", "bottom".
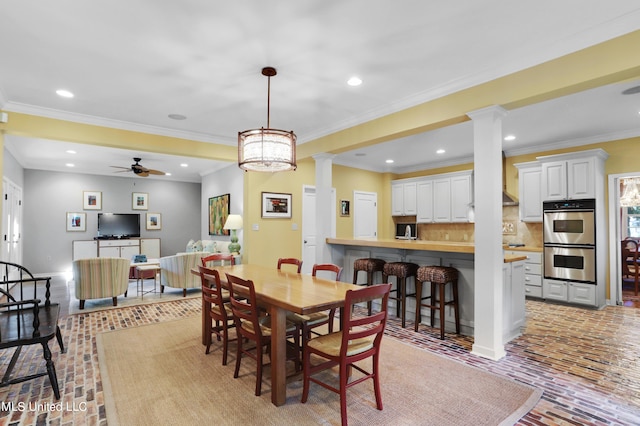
[
  {"left": 165, "top": 172, "right": 172, "bottom": 176},
  {"left": 168, "top": 114, "right": 187, "bottom": 120},
  {"left": 56, "top": 89, "right": 74, "bottom": 98},
  {"left": 385, "top": 159, "right": 394, "bottom": 164},
  {"left": 65, "top": 163, "right": 75, "bottom": 168},
  {"left": 504, "top": 135, "right": 516, "bottom": 141},
  {"left": 347, "top": 76, "right": 362, "bottom": 86},
  {"left": 436, "top": 149, "right": 445, "bottom": 154},
  {"left": 66, "top": 150, "right": 76, "bottom": 154},
  {"left": 180, "top": 163, "right": 188, "bottom": 168}
]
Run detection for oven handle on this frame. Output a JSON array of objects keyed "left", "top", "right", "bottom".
[{"left": 543, "top": 243, "right": 595, "bottom": 249}]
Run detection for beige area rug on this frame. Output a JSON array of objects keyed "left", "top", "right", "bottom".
[
  {"left": 68, "top": 278, "right": 201, "bottom": 314},
  {"left": 97, "top": 316, "right": 541, "bottom": 426}
]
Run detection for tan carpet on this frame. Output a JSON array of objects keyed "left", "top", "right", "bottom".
[
  {"left": 97, "top": 315, "right": 541, "bottom": 425},
  {"left": 68, "top": 279, "right": 200, "bottom": 314}
]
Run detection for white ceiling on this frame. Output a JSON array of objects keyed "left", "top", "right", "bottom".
[{"left": 1, "top": 1, "right": 640, "bottom": 182}]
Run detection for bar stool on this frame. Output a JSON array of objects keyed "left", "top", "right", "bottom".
[
  {"left": 382, "top": 261, "right": 419, "bottom": 328},
  {"left": 415, "top": 265, "right": 460, "bottom": 340},
  {"left": 353, "top": 258, "right": 386, "bottom": 315}
]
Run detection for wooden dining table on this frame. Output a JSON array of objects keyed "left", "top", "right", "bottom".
[{"left": 206, "top": 264, "right": 362, "bottom": 406}]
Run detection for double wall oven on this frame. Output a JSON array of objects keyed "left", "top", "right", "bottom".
[{"left": 543, "top": 199, "right": 596, "bottom": 284}]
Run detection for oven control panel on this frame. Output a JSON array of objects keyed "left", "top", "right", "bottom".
[{"left": 543, "top": 199, "right": 595, "bottom": 211}]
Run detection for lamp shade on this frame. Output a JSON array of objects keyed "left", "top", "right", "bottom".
[{"left": 223, "top": 214, "right": 243, "bottom": 230}]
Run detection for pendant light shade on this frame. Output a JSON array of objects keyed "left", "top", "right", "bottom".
[
  {"left": 621, "top": 177, "right": 640, "bottom": 207},
  {"left": 238, "top": 67, "right": 297, "bottom": 172}
]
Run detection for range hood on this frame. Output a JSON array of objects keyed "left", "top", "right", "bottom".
[{"left": 502, "top": 152, "right": 519, "bottom": 206}]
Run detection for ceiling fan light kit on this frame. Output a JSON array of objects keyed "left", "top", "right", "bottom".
[{"left": 238, "top": 67, "right": 297, "bottom": 172}]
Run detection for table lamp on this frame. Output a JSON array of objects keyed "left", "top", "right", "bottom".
[{"left": 223, "top": 214, "right": 243, "bottom": 254}]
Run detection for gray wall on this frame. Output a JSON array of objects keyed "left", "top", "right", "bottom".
[
  {"left": 23, "top": 169, "right": 201, "bottom": 274},
  {"left": 3, "top": 148, "right": 24, "bottom": 187},
  {"left": 200, "top": 164, "right": 244, "bottom": 251}
]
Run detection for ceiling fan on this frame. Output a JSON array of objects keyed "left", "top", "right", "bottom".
[{"left": 111, "top": 157, "right": 165, "bottom": 177}]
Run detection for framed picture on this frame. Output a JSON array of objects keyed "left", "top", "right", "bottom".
[
  {"left": 262, "top": 192, "right": 292, "bottom": 218},
  {"left": 340, "top": 200, "right": 350, "bottom": 216},
  {"left": 146, "top": 213, "right": 161, "bottom": 230},
  {"left": 66, "top": 212, "right": 86, "bottom": 232},
  {"left": 209, "top": 194, "right": 230, "bottom": 235},
  {"left": 132, "top": 192, "right": 148, "bottom": 210},
  {"left": 83, "top": 191, "right": 102, "bottom": 210}
]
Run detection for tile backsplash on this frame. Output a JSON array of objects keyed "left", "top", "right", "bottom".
[{"left": 413, "top": 205, "right": 543, "bottom": 247}]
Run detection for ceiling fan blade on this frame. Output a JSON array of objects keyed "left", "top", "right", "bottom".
[
  {"left": 137, "top": 171, "right": 150, "bottom": 177},
  {"left": 110, "top": 166, "right": 131, "bottom": 171},
  {"left": 147, "top": 169, "right": 165, "bottom": 175}
]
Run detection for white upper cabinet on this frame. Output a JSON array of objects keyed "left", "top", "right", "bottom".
[
  {"left": 539, "top": 149, "right": 607, "bottom": 201},
  {"left": 410, "top": 170, "right": 472, "bottom": 223},
  {"left": 450, "top": 173, "right": 472, "bottom": 222},
  {"left": 391, "top": 180, "right": 417, "bottom": 216},
  {"left": 416, "top": 179, "right": 434, "bottom": 223},
  {"left": 515, "top": 161, "right": 542, "bottom": 222}
]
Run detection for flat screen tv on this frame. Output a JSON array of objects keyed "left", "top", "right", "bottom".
[{"left": 97, "top": 213, "right": 140, "bottom": 238}]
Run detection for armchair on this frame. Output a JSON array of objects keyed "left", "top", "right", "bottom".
[
  {"left": 73, "top": 257, "right": 131, "bottom": 309},
  {"left": 159, "top": 252, "right": 204, "bottom": 297}
]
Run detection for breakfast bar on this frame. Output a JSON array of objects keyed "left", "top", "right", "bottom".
[{"left": 326, "top": 238, "right": 527, "bottom": 342}]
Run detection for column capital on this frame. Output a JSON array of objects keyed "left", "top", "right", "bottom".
[{"left": 466, "top": 105, "right": 508, "bottom": 121}]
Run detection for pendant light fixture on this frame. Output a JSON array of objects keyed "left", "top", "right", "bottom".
[
  {"left": 238, "top": 67, "right": 297, "bottom": 172},
  {"left": 621, "top": 177, "right": 640, "bottom": 207}
]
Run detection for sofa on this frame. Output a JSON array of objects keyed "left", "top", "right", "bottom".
[{"left": 73, "top": 257, "right": 131, "bottom": 309}]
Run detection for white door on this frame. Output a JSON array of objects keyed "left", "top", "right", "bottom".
[
  {"left": 2, "top": 178, "right": 22, "bottom": 265},
  {"left": 302, "top": 185, "right": 336, "bottom": 275},
  {"left": 353, "top": 191, "right": 377, "bottom": 238}
]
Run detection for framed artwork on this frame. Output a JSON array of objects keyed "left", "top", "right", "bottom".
[
  {"left": 340, "top": 200, "right": 350, "bottom": 217},
  {"left": 132, "top": 192, "right": 148, "bottom": 210},
  {"left": 209, "top": 193, "right": 230, "bottom": 235},
  {"left": 66, "top": 212, "right": 86, "bottom": 232},
  {"left": 146, "top": 213, "right": 161, "bottom": 230},
  {"left": 83, "top": 191, "right": 102, "bottom": 210},
  {"left": 262, "top": 192, "right": 292, "bottom": 218}
]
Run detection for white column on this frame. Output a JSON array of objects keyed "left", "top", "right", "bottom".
[
  {"left": 467, "top": 106, "right": 507, "bottom": 360},
  {"left": 313, "top": 153, "right": 335, "bottom": 264}
]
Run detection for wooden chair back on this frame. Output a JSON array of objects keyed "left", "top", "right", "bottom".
[
  {"left": 202, "top": 253, "right": 235, "bottom": 267},
  {"left": 198, "top": 265, "right": 227, "bottom": 318},
  {"left": 622, "top": 238, "right": 639, "bottom": 295},
  {"left": 225, "top": 273, "right": 262, "bottom": 339},
  {"left": 277, "top": 257, "right": 303, "bottom": 273},
  {"left": 312, "top": 263, "right": 343, "bottom": 281}
]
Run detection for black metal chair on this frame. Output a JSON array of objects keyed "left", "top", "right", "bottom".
[{"left": 0, "top": 261, "right": 65, "bottom": 399}]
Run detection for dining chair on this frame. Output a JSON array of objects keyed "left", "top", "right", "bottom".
[
  {"left": 286, "top": 263, "right": 344, "bottom": 352},
  {"left": 621, "top": 238, "right": 639, "bottom": 295},
  {"left": 202, "top": 253, "right": 236, "bottom": 267},
  {"left": 225, "top": 273, "right": 300, "bottom": 396},
  {"left": 198, "top": 265, "right": 235, "bottom": 365},
  {"left": 277, "top": 257, "right": 303, "bottom": 273},
  {"left": 301, "top": 283, "right": 392, "bottom": 426}
]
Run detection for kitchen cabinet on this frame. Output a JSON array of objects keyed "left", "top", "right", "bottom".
[
  {"left": 391, "top": 180, "right": 417, "bottom": 216},
  {"left": 416, "top": 179, "right": 434, "bottom": 223},
  {"left": 543, "top": 278, "right": 596, "bottom": 306},
  {"left": 503, "top": 260, "right": 525, "bottom": 342},
  {"left": 398, "top": 170, "right": 472, "bottom": 223},
  {"left": 538, "top": 149, "right": 607, "bottom": 201},
  {"left": 506, "top": 250, "right": 542, "bottom": 298},
  {"left": 514, "top": 162, "right": 542, "bottom": 222}
]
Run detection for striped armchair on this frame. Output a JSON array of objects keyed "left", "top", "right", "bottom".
[
  {"left": 72, "top": 257, "right": 131, "bottom": 309},
  {"left": 159, "top": 252, "right": 204, "bottom": 297}
]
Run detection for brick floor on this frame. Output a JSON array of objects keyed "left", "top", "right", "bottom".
[{"left": 1, "top": 278, "right": 639, "bottom": 425}]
